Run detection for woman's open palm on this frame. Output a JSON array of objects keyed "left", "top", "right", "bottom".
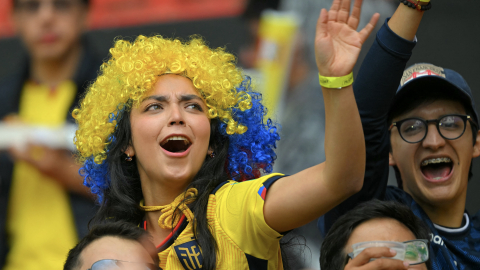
[{"left": 315, "top": 0, "right": 380, "bottom": 77}]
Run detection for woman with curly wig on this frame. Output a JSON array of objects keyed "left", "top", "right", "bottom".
[{"left": 72, "top": 0, "right": 379, "bottom": 269}]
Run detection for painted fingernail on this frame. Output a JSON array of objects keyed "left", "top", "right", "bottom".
[{"left": 389, "top": 248, "right": 397, "bottom": 255}]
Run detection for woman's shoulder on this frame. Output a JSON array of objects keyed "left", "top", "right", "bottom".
[
  {"left": 206, "top": 173, "right": 284, "bottom": 265},
  {"left": 212, "top": 173, "right": 286, "bottom": 197}
]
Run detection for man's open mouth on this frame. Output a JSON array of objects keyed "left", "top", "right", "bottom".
[
  {"left": 160, "top": 136, "right": 191, "bottom": 153},
  {"left": 420, "top": 157, "right": 453, "bottom": 181}
]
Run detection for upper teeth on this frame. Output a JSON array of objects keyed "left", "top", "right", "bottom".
[
  {"left": 164, "top": 136, "right": 190, "bottom": 145},
  {"left": 421, "top": 157, "right": 451, "bottom": 166}
]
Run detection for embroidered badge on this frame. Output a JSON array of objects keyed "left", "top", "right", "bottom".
[
  {"left": 400, "top": 63, "right": 446, "bottom": 86},
  {"left": 258, "top": 185, "right": 267, "bottom": 200},
  {"left": 174, "top": 237, "right": 203, "bottom": 269}
]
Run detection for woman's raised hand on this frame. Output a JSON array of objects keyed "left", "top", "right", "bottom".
[{"left": 315, "top": 0, "right": 380, "bottom": 77}]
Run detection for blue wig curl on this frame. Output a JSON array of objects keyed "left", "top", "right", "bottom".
[{"left": 222, "top": 77, "right": 280, "bottom": 181}]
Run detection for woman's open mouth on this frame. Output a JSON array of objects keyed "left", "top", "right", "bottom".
[
  {"left": 160, "top": 136, "right": 191, "bottom": 153},
  {"left": 420, "top": 157, "right": 453, "bottom": 183}
]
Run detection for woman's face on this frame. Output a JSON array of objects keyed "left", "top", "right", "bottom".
[{"left": 127, "top": 74, "right": 211, "bottom": 188}]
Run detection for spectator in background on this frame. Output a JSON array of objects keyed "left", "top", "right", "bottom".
[
  {"left": 320, "top": 1, "right": 480, "bottom": 269},
  {"left": 64, "top": 221, "right": 159, "bottom": 270},
  {"left": 0, "top": 0, "right": 101, "bottom": 269},
  {"left": 320, "top": 200, "right": 431, "bottom": 270}
]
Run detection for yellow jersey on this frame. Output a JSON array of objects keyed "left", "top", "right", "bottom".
[
  {"left": 154, "top": 173, "right": 286, "bottom": 270},
  {"left": 5, "top": 81, "right": 78, "bottom": 270}
]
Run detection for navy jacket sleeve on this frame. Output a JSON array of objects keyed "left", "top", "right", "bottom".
[{"left": 318, "top": 19, "right": 417, "bottom": 235}]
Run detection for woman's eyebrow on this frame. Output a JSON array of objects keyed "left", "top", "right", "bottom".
[
  {"left": 141, "top": 94, "right": 202, "bottom": 103},
  {"left": 179, "top": 94, "right": 203, "bottom": 102},
  {"left": 142, "top": 95, "right": 169, "bottom": 102}
]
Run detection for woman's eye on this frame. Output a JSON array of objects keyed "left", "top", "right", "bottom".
[
  {"left": 146, "top": 104, "right": 162, "bottom": 111},
  {"left": 186, "top": 103, "right": 203, "bottom": 111}
]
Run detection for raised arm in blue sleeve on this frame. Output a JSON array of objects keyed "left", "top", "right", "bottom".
[{"left": 318, "top": 19, "right": 417, "bottom": 235}]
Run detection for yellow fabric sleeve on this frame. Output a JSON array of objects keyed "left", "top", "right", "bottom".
[{"left": 214, "top": 173, "right": 285, "bottom": 260}]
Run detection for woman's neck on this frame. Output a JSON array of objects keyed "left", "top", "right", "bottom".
[
  {"left": 145, "top": 212, "right": 174, "bottom": 247},
  {"left": 140, "top": 177, "right": 192, "bottom": 246},
  {"left": 142, "top": 183, "right": 185, "bottom": 206},
  {"left": 140, "top": 172, "right": 192, "bottom": 206},
  {"left": 140, "top": 174, "right": 194, "bottom": 246}
]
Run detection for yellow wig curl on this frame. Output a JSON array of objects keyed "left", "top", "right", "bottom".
[{"left": 73, "top": 35, "right": 253, "bottom": 164}]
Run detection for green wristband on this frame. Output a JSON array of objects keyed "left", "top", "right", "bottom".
[{"left": 318, "top": 72, "right": 354, "bottom": 89}]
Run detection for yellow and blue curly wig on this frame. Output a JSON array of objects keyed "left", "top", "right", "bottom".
[{"left": 73, "top": 35, "right": 279, "bottom": 202}]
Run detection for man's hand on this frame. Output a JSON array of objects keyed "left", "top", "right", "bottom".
[
  {"left": 345, "top": 247, "right": 409, "bottom": 270},
  {"left": 9, "top": 144, "right": 92, "bottom": 198},
  {"left": 315, "top": 0, "right": 380, "bottom": 77}
]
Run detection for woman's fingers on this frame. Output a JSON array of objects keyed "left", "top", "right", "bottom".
[
  {"left": 337, "top": 0, "right": 352, "bottom": 23},
  {"left": 316, "top": 8, "right": 329, "bottom": 39},
  {"left": 347, "top": 0, "right": 363, "bottom": 30},
  {"left": 358, "top": 13, "right": 380, "bottom": 44},
  {"left": 328, "top": 0, "right": 342, "bottom": 22}
]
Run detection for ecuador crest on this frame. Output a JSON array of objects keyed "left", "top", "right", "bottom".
[{"left": 174, "top": 237, "right": 203, "bottom": 269}]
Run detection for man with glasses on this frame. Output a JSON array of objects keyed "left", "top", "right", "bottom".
[
  {"left": 64, "top": 221, "right": 160, "bottom": 270},
  {"left": 319, "top": 1, "right": 480, "bottom": 269},
  {"left": 0, "top": 0, "right": 100, "bottom": 269},
  {"left": 320, "top": 200, "right": 431, "bottom": 270}
]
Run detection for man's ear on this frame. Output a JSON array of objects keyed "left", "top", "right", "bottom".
[
  {"left": 472, "top": 130, "right": 480, "bottom": 158},
  {"left": 389, "top": 152, "right": 396, "bottom": 166}
]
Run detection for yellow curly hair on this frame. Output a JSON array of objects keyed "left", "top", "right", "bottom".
[{"left": 73, "top": 35, "right": 253, "bottom": 164}]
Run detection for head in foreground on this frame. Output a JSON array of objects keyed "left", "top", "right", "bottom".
[
  {"left": 387, "top": 63, "right": 480, "bottom": 213},
  {"left": 320, "top": 200, "right": 431, "bottom": 270},
  {"left": 64, "top": 221, "right": 158, "bottom": 270},
  {"left": 73, "top": 35, "right": 279, "bottom": 268}
]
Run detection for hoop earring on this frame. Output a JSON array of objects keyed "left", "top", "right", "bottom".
[{"left": 125, "top": 154, "right": 133, "bottom": 162}]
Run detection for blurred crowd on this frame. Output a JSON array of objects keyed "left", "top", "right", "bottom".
[{"left": 0, "top": 0, "right": 479, "bottom": 270}]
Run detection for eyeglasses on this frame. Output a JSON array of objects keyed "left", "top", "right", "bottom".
[
  {"left": 389, "top": 114, "right": 478, "bottom": 144},
  {"left": 14, "top": 0, "right": 81, "bottom": 14},
  {"left": 87, "top": 259, "right": 161, "bottom": 270},
  {"left": 346, "top": 239, "right": 429, "bottom": 265}
]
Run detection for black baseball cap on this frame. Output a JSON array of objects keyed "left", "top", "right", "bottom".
[{"left": 392, "top": 63, "right": 478, "bottom": 123}]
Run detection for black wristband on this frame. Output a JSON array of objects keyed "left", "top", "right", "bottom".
[{"left": 399, "top": 0, "right": 432, "bottom": 11}]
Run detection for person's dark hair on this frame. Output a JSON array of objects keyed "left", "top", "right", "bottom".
[
  {"left": 89, "top": 107, "right": 230, "bottom": 270},
  {"left": 320, "top": 200, "right": 432, "bottom": 270},
  {"left": 64, "top": 221, "right": 157, "bottom": 270},
  {"left": 388, "top": 81, "right": 479, "bottom": 188},
  {"left": 13, "top": 0, "right": 90, "bottom": 9}
]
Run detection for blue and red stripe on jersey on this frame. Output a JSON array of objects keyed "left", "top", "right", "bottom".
[{"left": 258, "top": 185, "right": 267, "bottom": 200}]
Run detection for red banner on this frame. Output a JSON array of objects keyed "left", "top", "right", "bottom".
[{"left": 0, "top": 0, "right": 246, "bottom": 38}]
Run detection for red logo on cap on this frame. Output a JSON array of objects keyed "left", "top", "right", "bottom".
[
  {"left": 400, "top": 64, "right": 446, "bottom": 86},
  {"left": 404, "top": 70, "right": 441, "bottom": 84}
]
